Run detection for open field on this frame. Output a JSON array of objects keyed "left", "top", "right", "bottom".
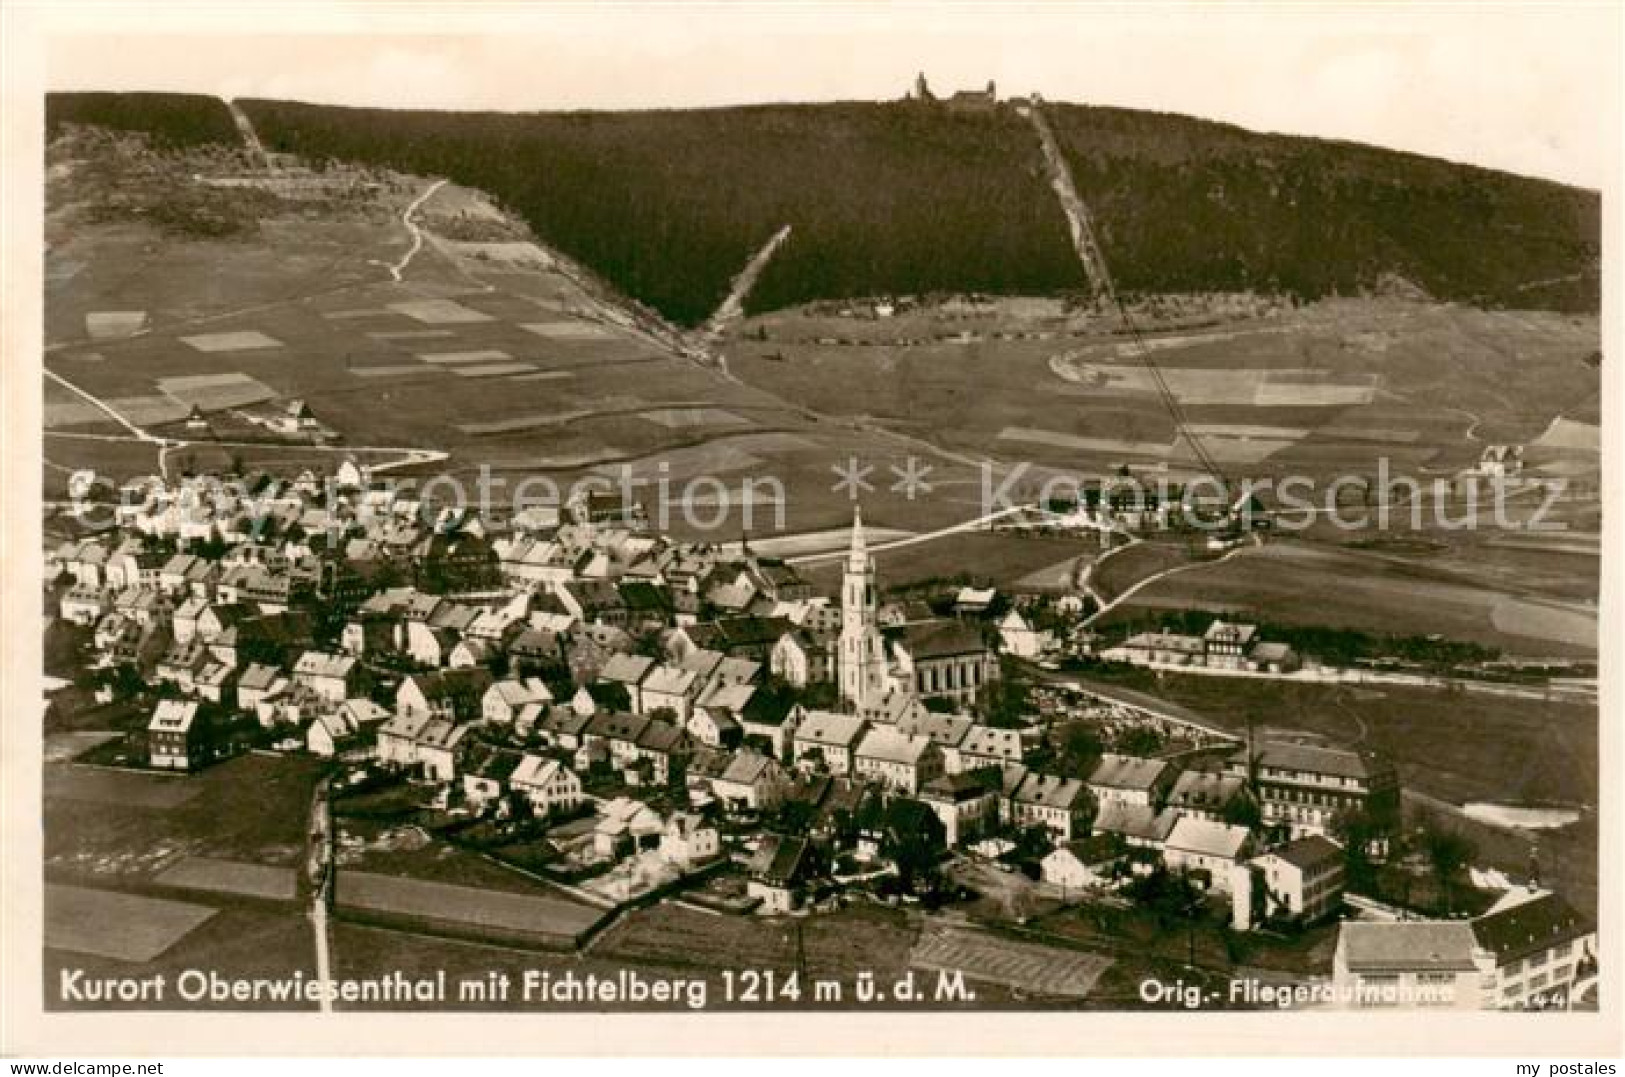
[
  {"left": 44, "top": 754, "right": 325, "bottom": 888},
  {"left": 154, "top": 856, "right": 300, "bottom": 902},
  {"left": 44, "top": 765, "right": 203, "bottom": 810},
  {"left": 726, "top": 298, "right": 1599, "bottom": 491},
  {"left": 45, "top": 884, "right": 218, "bottom": 962},
  {"left": 334, "top": 871, "right": 605, "bottom": 949},
  {"left": 1090, "top": 541, "right": 1193, "bottom": 601},
  {"left": 1110, "top": 539, "right": 1597, "bottom": 656},
  {"left": 45, "top": 904, "right": 320, "bottom": 1011}
]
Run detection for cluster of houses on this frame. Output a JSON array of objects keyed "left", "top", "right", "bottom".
[
  {"left": 1101, "top": 619, "right": 1301, "bottom": 674},
  {"left": 45, "top": 462, "right": 1593, "bottom": 990},
  {"left": 1032, "top": 738, "right": 1397, "bottom": 931}
]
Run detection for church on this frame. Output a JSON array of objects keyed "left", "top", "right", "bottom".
[{"left": 838, "top": 508, "right": 998, "bottom": 711}]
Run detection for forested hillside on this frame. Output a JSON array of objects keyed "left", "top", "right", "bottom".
[
  {"left": 49, "top": 92, "right": 1600, "bottom": 321},
  {"left": 238, "top": 99, "right": 1080, "bottom": 325},
  {"left": 1047, "top": 104, "right": 1601, "bottom": 312},
  {"left": 47, "top": 92, "right": 240, "bottom": 150}
]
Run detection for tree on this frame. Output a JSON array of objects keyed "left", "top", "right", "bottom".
[
  {"left": 1057, "top": 724, "right": 1103, "bottom": 779},
  {"left": 1221, "top": 790, "right": 1263, "bottom": 832},
  {"left": 880, "top": 799, "right": 946, "bottom": 891},
  {"left": 87, "top": 662, "right": 145, "bottom": 702},
  {"left": 1116, "top": 726, "right": 1162, "bottom": 757},
  {"left": 1422, "top": 826, "right": 1477, "bottom": 914},
  {"left": 587, "top": 681, "right": 631, "bottom": 712},
  {"left": 975, "top": 676, "right": 1031, "bottom": 729}
]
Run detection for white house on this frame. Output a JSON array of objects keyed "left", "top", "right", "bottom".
[
  {"left": 1162, "top": 817, "right": 1254, "bottom": 894},
  {"left": 482, "top": 678, "right": 554, "bottom": 725},
  {"left": 709, "top": 751, "right": 787, "bottom": 811},
  {"left": 853, "top": 726, "right": 944, "bottom": 794},
  {"left": 659, "top": 813, "right": 720, "bottom": 869},
  {"left": 292, "top": 650, "right": 359, "bottom": 704},
  {"left": 1040, "top": 835, "right": 1123, "bottom": 893},
  {"left": 509, "top": 755, "right": 584, "bottom": 816},
  {"left": 998, "top": 609, "right": 1054, "bottom": 659},
  {"left": 1234, "top": 834, "right": 1345, "bottom": 929},
  {"left": 792, "top": 712, "right": 868, "bottom": 775}
]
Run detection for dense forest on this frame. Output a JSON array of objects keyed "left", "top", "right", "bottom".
[
  {"left": 49, "top": 92, "right": 1601, "bottom": 320},
  {"left": 46, "top": 92, "right": 240, "bottom": 150},
  {"left": 1048, "top": 104, "right": 1601, "bottom": 312},
  {"left": 238, "top": 99, "right": 1080, "bottom": 325}
]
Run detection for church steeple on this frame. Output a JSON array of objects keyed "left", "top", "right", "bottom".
[
  {"left": 848, "top": 505, "right": 867, "bottom": 570},
  {"left": 839, "top": 504, "right": 885, "bottom": 709}
]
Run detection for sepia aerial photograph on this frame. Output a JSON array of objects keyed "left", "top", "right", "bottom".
[{"left": 14, "top": 3, "right": 1614, "bottom": 1045}]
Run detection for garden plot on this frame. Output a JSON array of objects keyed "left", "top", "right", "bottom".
[
  {"left": 416, "top": 349, "right": 514, "bottom": 365},
  {"left": 47, "top": 257, "right": 86, "bottom": 286},
  {"left": 1185, "top": 423, "right": 1311, "bottom": 440},
  {"left": 742, "top": 525, "right": 915, "bottom": 558},
  {"left": 455, "top": 397, "right": 646, "bottom": 436},
  {"left": 600, "top": 433, "right": 816, "bottom": 483},
  {"left": 105, "top": 395, "right": 191, "bottom": 426},
  {"left": 507, "top": 370, "right": 574, "bottom": 383},
  {"left": 1316, "top": 425, "right": 1424, "bottom": 444},
  {"left": 639, "top": 408, "right": 752, "bottom": 430},
  {"left": 522, "top": 320, "right": 618, "bottom": 340},
  {"left": 453, "top": 363, "right": 538, "bottom": 378},
  {"left": 84, "top": 311, "right": 148, "bottom": 339},
  {"left": 367, "top": 329, "right": 456, "bottom": 340},
  {"left": 321, "top": 308, "right": 394, "bottom": 320},
  {"left": 43, "top": 398, "right": 112, "bottom": 429},
  {"left": 45, "top": 885, "right": 217, "bottom": 962},
  {"left": 998, "top": 426, "right": 1170, "bottom": 456},
  {"left": 909, "top": 926, "right": 1111, "bottom": 999},
  {"left": 44, "top": 732, "right": 120, "bottom": 763},
  {"left": 1533, "top": 417, "right": 1600, "bottom": 452},
  {"left": 155, "top": 856, "right": 299, "bottom": 902},
  {"left": 334, "top": 871, "right": 604, "bottom": 948},
  {"left": 351, "top": 364, "right": 437, "bottom": 378},
  {"left": 1049, "top": 358, "right": 1376, "bottom": 408},
  {"left": 1254, "top": 380, "right": 1375, "bottom": 407},
  {"left": 180, "top": 330, "right": 284, "bottom": 353},
  {"left": 388, "top": 298, "right": 494, "bottom": 324},
  {"left": 444, "top": 241, "right": 554, "bottom": 267},
  {"left": 1489, "top": 597, "right": 1597, "bottom": 650},
  {"left": 157, "top": 372, "right": 277, "bottom": 411},
  {"left": 1171, "top": 432, "right": 1298, "bottom": 466}
]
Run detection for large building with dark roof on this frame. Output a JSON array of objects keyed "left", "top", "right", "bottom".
[
  {"left": 1470, "top": 889, "right": 1596, "bottom": 1008},
  {"left": 889, "top": 618, "right": 998, "bottom": 706},
  {"left": 1225, "top": 740, "right": 1399, "bottom": 838}
]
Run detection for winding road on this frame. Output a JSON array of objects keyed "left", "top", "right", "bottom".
[{"left": 377, "top": 179, "right": 449, "bottom": 283}]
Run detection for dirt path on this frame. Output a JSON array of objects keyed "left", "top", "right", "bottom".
[
  {"left": 376, "top": 179, "right": 449, "bottom": 283},
  {"left": 1081, "top": 534, "right": 1259, "bottom": 627},
  {"left": 224, "top": 97, "right": 274, "bottom": 172},
  {"left": 698, "top": 224, "right": 790, "bottom": 349}
]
